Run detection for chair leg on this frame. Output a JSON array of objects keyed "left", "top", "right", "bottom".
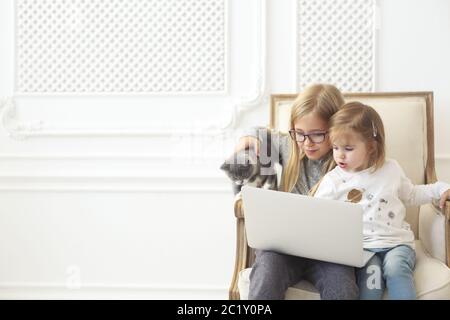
[
  {"left": 445, "top": 201, "right": 450, "bottom": 268},
  {"left": 229, "top": 218, "right": 250, "bottom": 300}
]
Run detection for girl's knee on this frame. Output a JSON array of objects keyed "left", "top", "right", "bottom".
[
  {"left": 342, "top": 281, "right": 360, "bottom": 300},
  {"left": 320, "top": 279, "right": 359, "bottom": 300},
  {"left": 316, "top": 265, "right": 359, "bottom": 300},
  {"left": 383, "top": 246, "right": 415, "bottom": 277},
  {"left": 257, "top": 251, "right": 286, "bottom": 266},
  {"left": 383, "top": 258, "right": 414, "bottom": 279}
]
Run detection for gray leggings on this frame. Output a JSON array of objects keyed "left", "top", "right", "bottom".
[{"left": 249, "top": 250, "right": 359, "bottom": 300}]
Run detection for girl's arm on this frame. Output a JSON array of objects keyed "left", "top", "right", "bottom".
[
  {"left": 397, "top": 165, "right": 450, "bottom": 207},
  {"left": 237, "top": 127, "right": 291, "bottom": 167}
]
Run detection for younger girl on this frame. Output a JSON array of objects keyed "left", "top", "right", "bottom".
[
  {"left": 314, "top": 102, "right": 450, "bottom": 299},
  {"left": 234, "top": 84, "right": 359, "bottom": 299}
]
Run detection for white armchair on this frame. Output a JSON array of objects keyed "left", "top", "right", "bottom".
[{"left": 230, "top": 92, "right": 450, "bottom": 300}]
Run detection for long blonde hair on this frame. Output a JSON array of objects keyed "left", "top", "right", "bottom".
[
  {"left": 280, "top": 84, "right": 344, "bottom": 192},
  {"left": 329, "top": 101, "right": 386, "bottom": 171}
]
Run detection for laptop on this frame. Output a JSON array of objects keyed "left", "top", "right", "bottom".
[{"left": 241, "top": 186, "right": 374, "bottom": 268}]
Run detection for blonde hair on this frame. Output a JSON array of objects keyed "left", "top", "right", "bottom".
[
  {"left": 280, "top": 84, "right": 344, "bottom": 192},
  {"left": 329, "top": 101, "right": 386, "bottom": 171}
]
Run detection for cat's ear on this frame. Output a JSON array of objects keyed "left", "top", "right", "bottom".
[{"left": 220, "top": 162, "right": 230, "bottom": 171}]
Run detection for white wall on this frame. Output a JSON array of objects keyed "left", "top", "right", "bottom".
[
  {"left": 376, "top": 0, "right": 450, "bottom": 182},
  {"left": 0, "top": 0, "right": 449, "bottom": 299}
]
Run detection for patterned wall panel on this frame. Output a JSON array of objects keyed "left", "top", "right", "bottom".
[
  {"left": 297, "top": 0, "right": 375, "bottom": 92},
  {"left": 16, "top": 0, "right": 226, "bottom": 94}
]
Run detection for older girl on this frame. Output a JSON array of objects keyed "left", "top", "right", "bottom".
[{"left": 234, "top": 84, "right": 359, "bottom": 300}]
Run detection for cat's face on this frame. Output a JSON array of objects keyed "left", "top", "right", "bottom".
[{"left": 220, "top": 150, "right": 259, "bottom": 185}]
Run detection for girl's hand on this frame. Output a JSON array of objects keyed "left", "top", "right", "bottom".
[
  {"left": 439, "top": 189, "right": 450, "bottom": 209},
  {"left": 234, "top": 136, "right": 260, "bottom": 156}
]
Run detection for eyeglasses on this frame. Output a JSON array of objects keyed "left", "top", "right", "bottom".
[{"left": 288, "top": 130, "right": 328, "bottom": 143}]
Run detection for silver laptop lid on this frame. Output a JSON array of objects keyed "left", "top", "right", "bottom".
[{"left": 241, "top": 186, "right": 366, "bottom": 267}]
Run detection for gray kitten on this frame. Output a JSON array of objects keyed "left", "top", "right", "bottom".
[{"left": 220, "top": 133, "right": 278, "bottom": 195}]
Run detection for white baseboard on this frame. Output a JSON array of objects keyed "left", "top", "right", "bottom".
[{"left": 0, "top": 283, "right": 229, "bottom": 300}]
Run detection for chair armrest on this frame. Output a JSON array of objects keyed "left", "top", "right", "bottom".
[
  {"left": 229, "top": 195, "right": 255, "bottom": 299},
  {"left": 446, "top": 200, "right": 450, "bottom": 268},
  {"left": 419, "top": 202, "right": 450, "bottom": 266},
  {"left": 419, "top": 203, "right": 446, "bottom": 264},
  {"left": 234, "top": 194, "right": 244, "bottom": 219},
  {"left": 431, "top": 199, "right": 450, "bottom": 221},
  {"left": 445, "top": 200, "right": 450, "bottom": 221}
]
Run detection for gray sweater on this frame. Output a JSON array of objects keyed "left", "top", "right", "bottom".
[{"left": 242, "top": 127, "right": 326, "bottom": 195}]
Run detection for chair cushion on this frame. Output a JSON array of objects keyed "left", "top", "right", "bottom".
[
  {"left": 418, "top": 203, "right": 447, "bottom": 264},
  {"left": 238, "top": 241, "right": 450, "bottom": 300},
  {"left": 415, "top": 241, "right": 450, "bottom": 299}
]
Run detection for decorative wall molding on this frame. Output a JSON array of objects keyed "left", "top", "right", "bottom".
[
  {"left": 2, "top": 152, "right": 442, "bottom": 164},
  {"left": 296, "top": 0, "right": 376, "bottom": 92},
  {"left": 222, "top": 0, "right": 267, "bottom": 130},
  {"left": 0, "top": 187, "right": 229, "bottom": 193},
  {"left": 0, "top": 97, "right": 228, "bottom": 139},
  {"left": 0, "top": 153, "right": 224, "bottom": 161},
  {"left": 16, "top": 0, "right": 228, "bottom": 94},
  {"left": 0, "top": 97, "right": 43, "bottom": 140},
  {"left": 0, "top": 174, "right": 229, "bottom": 193},
  {"left": 4, "top": 0, "right": 266, "bottom": 137}
]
